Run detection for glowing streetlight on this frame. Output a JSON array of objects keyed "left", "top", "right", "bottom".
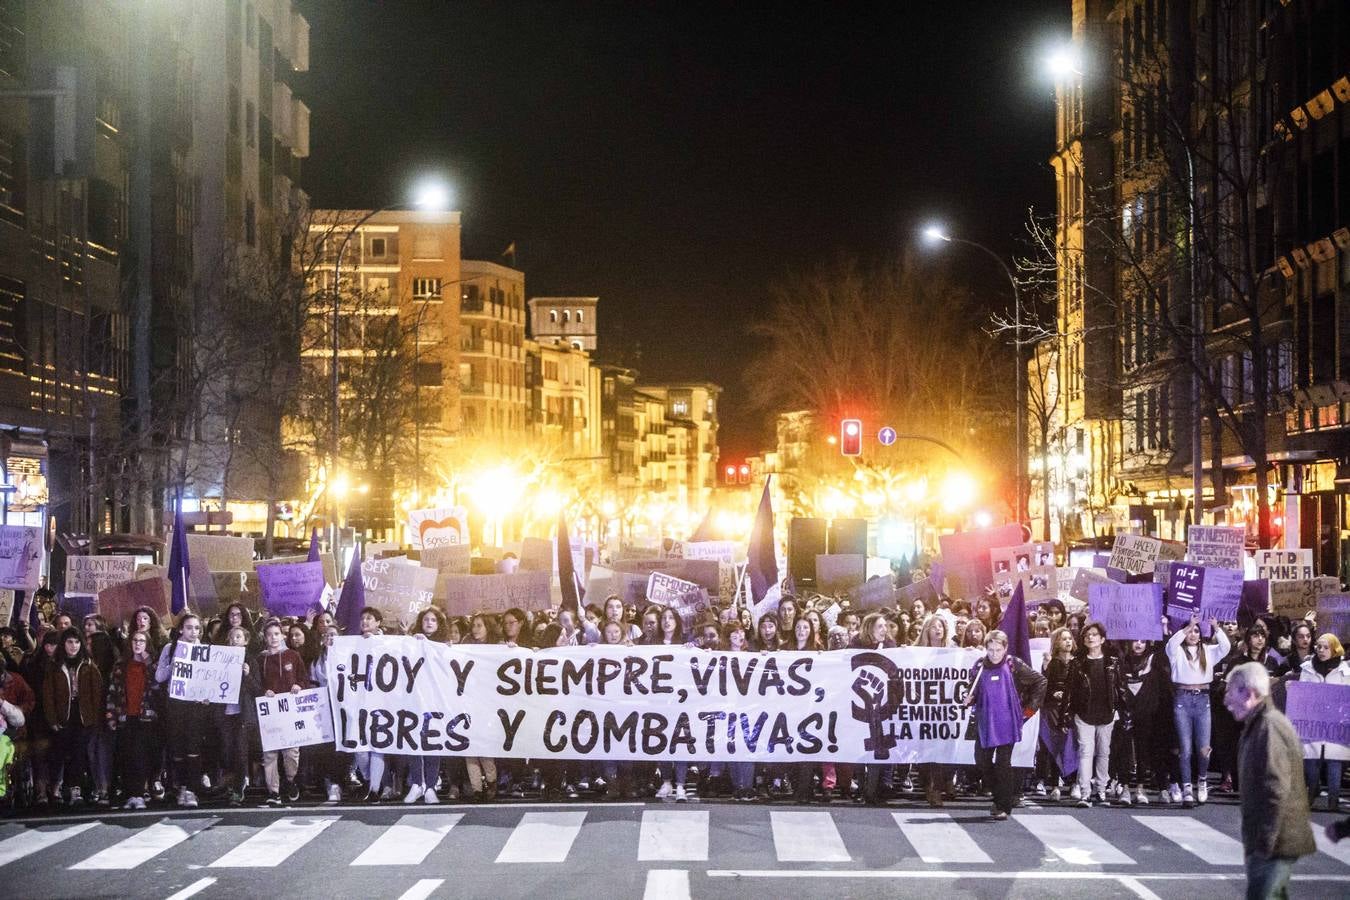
[
  {"left": 413, "top": 179, "right": 452, "bottom": 211},
  {"left": 1044, "top": 43, "right": 1084, "bottom": 79},
  {"left": 940, "top": 471, "right": 978, "bottom": 513},
  {"left": 921, "top": 224, "right": 951, "bottom": 244}
]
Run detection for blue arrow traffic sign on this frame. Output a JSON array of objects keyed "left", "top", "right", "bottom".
[{"left": 878, "top": 426, "right": 897, "bottom": 446}]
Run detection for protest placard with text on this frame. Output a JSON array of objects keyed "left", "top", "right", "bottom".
[
  {"left": 1088, "top": 582, "right": 1165, "bottom": 640},
  {"left": 256, "top": 687, "right": 335, "bottom": 751},
  {"left": 168, "top": 643, "right": 243, "bottom": 703},
  {"left": 646, "top": 572, "right": 711, "bottom": 632},
  {"left": 65, "top": 556, "right": 138, "bottom": 596},
  {"left": 408, "top": 506, "right": 468, "bottom": 550},
  {"left": 1317, "top": 594, "right": 1350, "bottom": 643},
  {"left": 1256, "top": 549, "right": 1314, "bottom": 581},
  {"left": 1268, "top": 577, "right": 1341, "bottom": 619},
  {"left": 1286, "top": 681, "right": 1350, "bottom": 747},
  {"left": 362, "top": 558, "right": 437, "bottom": 628},
  {"left": 671, "top": 541, "right": 739, "bottom": 563},
  {"left": 436, "top": 571, "right": 552, "bottom": 617},
  {"left": 419, "top": 543, "right": 472, "bottom": 575},
  {"left": 1108, "top": 534, "right": 1162, "bottom": 576},
  {"left": 1186, "top": 525, "right": 1246, "bottom": 570},
  {"left": 0, "top": 525, "right": 42, "bottom": 591},
  {"left": 256, "top": 561, "right": 326, "bottom": 618}
]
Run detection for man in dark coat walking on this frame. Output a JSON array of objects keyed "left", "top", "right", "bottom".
[{"left": 1224, "top": 661, "right": 1316, "bottom": 900}]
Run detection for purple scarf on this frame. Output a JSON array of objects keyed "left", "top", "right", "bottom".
[{"left": 977, "top": 659, "right": 1024, "bottom": 748}]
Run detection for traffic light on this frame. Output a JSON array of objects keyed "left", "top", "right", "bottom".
[
  {"left": 724, "top": 464, "right": 737, "bottom": 485},
  {"left": 840, "top": 418, "right": 863, "bottom": 456},
  {"left": 738, "top": 464, "right": 750, "bottom": 485}
]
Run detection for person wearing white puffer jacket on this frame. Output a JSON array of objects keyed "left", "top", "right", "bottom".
[{"left": 1297, "top": 633, "right": 1350, "bottom": 813}]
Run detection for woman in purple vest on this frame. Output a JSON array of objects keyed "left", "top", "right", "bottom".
[{"left": 963, "top": 629, "right": 1047, "bottom": 820}]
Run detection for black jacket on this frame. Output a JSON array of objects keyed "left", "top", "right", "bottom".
[{"left": 1067, "top": 653, "right": 1129, "bottom": 724}]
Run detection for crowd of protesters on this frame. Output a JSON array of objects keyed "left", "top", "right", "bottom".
[{"left": 0, "top": 571, "right": 1346, "bottom": 821}]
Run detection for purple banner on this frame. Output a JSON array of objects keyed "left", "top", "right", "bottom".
[
  {"left": 1286, "top": 681, "right": 1350, "bottom": 747},
  {"left": 256, "top": 561, "right": 326, "bottom": 618}
]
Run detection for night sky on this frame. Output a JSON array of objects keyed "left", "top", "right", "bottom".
[{"left": 295, "top": 0, "right": 1069, "bottom": 458}]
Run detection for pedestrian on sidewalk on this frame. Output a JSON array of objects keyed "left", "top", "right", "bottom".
[{"left": 1224, "top": 660, "right": 1315, "bottom": 900}]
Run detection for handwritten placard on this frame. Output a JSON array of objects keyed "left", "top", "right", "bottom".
[
  {"left": 1255, "top": 549, "right": 1314, "bottom": 581},
  {"left": 168, "top": 643, "right": 244, "bottom": 703},
  {"left": 1269, "top": 577, "right": 1341, "bottom": 619},
  {"left": 1108, "top": 534, "right": 1162, "bottom": 576},
  {"left": 362, "top": 559, "right": 437, "bottom": 628},
  {"left": 65, "top": 556, "right": 138, "bottom": 596},
  {"left": 1286, "top": 681, "right": 1350, "bottom": 747},
  {"left": 435, "top": 571, "right": 552, "bottom": 617},
  {"left": 0, "top": 525, "right": 42, "bottom": 591},
  {"left": 408, "top": 506, "right": 468, "bottom": 550},
  {"left": 1186, "top": 525, "right": 1245, "bottom": 570},
  {"left": 1088, "top": 582, "right": 1165, "bottom": 640},
  {"left": 256, "top": 687, "right": 335, "bottom": 751},
  {"left": 256, "top": 561, "right": 326, "bottom": 617},
  {"left": 1317, "top": 594, "right": 1350, "bottom": 642}
]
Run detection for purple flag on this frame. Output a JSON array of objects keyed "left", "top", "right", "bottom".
[
  {"left": 746, "top": 478, "right": 777, "bottom": 604},
  {"left": 335, "top": 545, "right": 365, "bottom": 635},
  {"left": 307, "top": 527, "right": 321, "bottom": 563},
  {"left": 557, "top": 511, "right": 582, "bottom": 616},
  {"left": 997, "top": 580, "right": 1032, "bottom": 666},
  {"left": 167, "top": 499, "right": 191, "bottom": 616}
]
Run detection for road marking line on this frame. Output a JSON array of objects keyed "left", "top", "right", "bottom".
[
  {"left": 71, "top": 817, "right": 218, "bottom": 870},
  {"left": 891, "top": 812, "right": 993, "bottom": 864},
  {"left": 1133, "top": 815, "right": 1244, "bottom": 866},
  {"left": 208, "top": 816, "right": 337, "bottom": 867},
  {"left": 639, "top": 810, "right": 709, "bottom": 861},
  {"left": 1017, "top": 813, "right": 1135, "bottom": 865},
  {"left": 769, "top": 811, "right": 850, "bottom": 862},
  {"left": 643, "top": 869, "right": 692, "bottom": 900},
  {"left": 0, "top": 822, "right": 98, "bottom": 867},
  {"left": 704, "top": 870, "right": 1350, "bottom": 883},
  {"left": 494, "top": 811, "right": 587, "bottom": 863},
  {"left": 1118, "top": 876, "right": 1164, "bottom": 900},
  {"left": 1315, "top": 822, "right": 1350, "bottom": 867},
  {"left": 351, "top": 813, "right": 463, "bottom": 866},
  {"left": 164, "top": 876, "right": 216, "bottom": 900},
  {"left": 394, "top": 878, "right": 444, "bottom": 900}
]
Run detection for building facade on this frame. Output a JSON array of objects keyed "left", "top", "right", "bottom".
[
  {"left": 528, "top": 296, "right": 597, "bottom": 351},
  {"left": 458, "top": 260, "right": 527, "bottom": 441}
]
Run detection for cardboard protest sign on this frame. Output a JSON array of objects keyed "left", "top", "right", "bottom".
[
  {"left": 895, "top": 577, "right": 939, "bottom": 612},
  {"left": 256, "top": 561, "right": 326, "bottom": 617},
  {"left": 1167, "top": 564, "right": 1243, "bottom": 623},
  {"left": 435, "top": 571, "right": 552, "bottom": 617},
  {"left": 0, "top": 525, "right": 42, "bottom": 591},
  {"left": 1107, "top": 534, "right": 1162, "bottom": 576},
  {"left": 1088, "top": 582, "right": 1165, "bottom": 640},
  {"left": 60, "top": 593, "right": 97, "bottom": 619},
  {"left": 815, "top": 554, "right": 866, "bottom": 596},
  {"left": 1317, "top": 594, "right": 1350, "bottom": 642},
  {"left": 1255, "top": 550, "right": 1314, "bottom": 581},
  {"left": 646, "top": 571, "right": 711, "bottom": 632},
  {"left": 518, "top": 537, "right": 553, "bottom": 573},
  {"left": 65, "top": 556, "right": 138, "bottom": 596},
  {"left": 1269, "top": 577, "right": 1341, "bottom": 619},
  {"left": 0, "top": 589, "right": 13, "bottom": 628},
  {"left": 611, "top": 558, "right": 721, "bottom": 594},
  {"left": 196, "top": 571, "right": 261, "bottom": 619},
  {"left": 168, "top": 642, "right": 244, "bottom": 703},
  {"left": 98, "top": 576, "right": 169, "bottom": 624},
  {"left": 671, "top": 541, "right": 739, "bottom": 563},
  {"left": 1069, "top": 568, "right": 1111, "bottom": 603},
  {"left": 852, "top": 575, "right": 896, "bottom": 610},
  {"left": 614, "top": 572, "right": 648, "bottom": 607},
  {"left": 1186, "top": 525, "right": 1245, "bottom": 570},
  {"left": 718, "top": 562, "right": 740, "bottom": 605},
  {"left": 255, "top": 688, "right": 335, "bottom": 751},
  {"left": 325, "top": 637, "right": 1039, "bottom": 765},
  {"left": 408, "top": 506, "right": 468, "bottom": 550},
  {"left": 1285, "top": 681, "right": 1350, "bottom": 747},
  {"left": 586, "top": 565, "right": 615, "bottom": 603},
  {"left": 362, "top": 559, "right": 437, "bottom": 628},
  {"left": 1029, "top": 637, "right": 1052, "bottom": 671},
  {"left": 419, "top": 543, "right": 472, "bottom": 575},
  {"left": 257, "top": 553, "right": 338, "bottom": 588},
  {"left": 937, "top": 524, "right": 1024, "bottom": 600},
  {"left": 186, "top": 533, "right": 255, "bottom": 572},
  {"left": 992, "top": 542, "right": 1056, "bottom": 604}
]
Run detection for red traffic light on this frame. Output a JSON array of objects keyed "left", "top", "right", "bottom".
[
  {"left": 738, "top": 464, "right": 750, "bottom": 485},
  {"left": 725, "top": 465, "right": 737, "bottom": 480},
  {"left": 840, "top": 418, "right": 863, "bottom": 456}
]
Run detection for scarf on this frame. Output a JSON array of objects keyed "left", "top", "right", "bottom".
[{"left": 1312, "top": 655, "right": 1342, "bottom": 678}]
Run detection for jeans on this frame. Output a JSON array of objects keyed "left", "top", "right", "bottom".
[
  {"left": 1074, "top": 717, "right": 1114, "bottom": 798},
  {"left": 406, "top": 754, "right": 439, "bottom": 789},
  {"left": 1244, "top": 853, "right": 1294, "bottom": 900},
  {"left": 729, "top": 762, "right": 756, "bottom": 792},
  {"left": 1303, "top": 757, "right": 1344, "bottom": 809},
  {"left": 1173, "top": 689, "right": 1211, "bottom": 787},
  {"left": 974, "top": 743, "right": 1015, "bottom": 814},
  {"left": 85, "top": 726, "right": 114, "bottom": 795}
]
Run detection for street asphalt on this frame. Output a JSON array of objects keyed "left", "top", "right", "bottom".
[{"left": 2, "top": 795, "right": 1348, "bottom": 899}]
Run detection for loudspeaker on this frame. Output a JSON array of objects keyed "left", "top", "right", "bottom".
[
  {"left": 829, "top": 518, "right": 868, "bottom": 556},
  {"left": 789, "top": 517, "right": 827, "bottom": 585}
]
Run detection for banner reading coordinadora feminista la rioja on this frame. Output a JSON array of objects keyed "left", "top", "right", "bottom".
[{"left": 325, "top": 637, "right": 1038, "bottom": 765}]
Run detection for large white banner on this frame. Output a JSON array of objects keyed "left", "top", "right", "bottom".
[
  {"left": 168, "top": 643, "right": 244, "bottom": 704},
  {"left": 256, "top": 688, "right": 335, "bottom": 751},
  {"left": 325, "top": 638, "right": 1038, "bottom": 765}
]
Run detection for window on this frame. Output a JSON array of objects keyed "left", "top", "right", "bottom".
[
  {"left": 672, "top": 399, "right": 689, "bottom": 416},
  {"left": 414, "top": 361, "right": 442, "bottom": 386},
  {"left": 412, "top": 277, "right": 441, "bottom": 298},
  {"left": 370, "top": 237, "right": 386, "bottom": 257},
  {"left": 563, "top": 310, "right": 571, "bottom": 323},
  {"left": 549, "top": 309, "right": 558, "bottom": 323},
  {"left": 571, "top": 341, "right": 583, "bottom": 351},
  {"left": 575, "top": 310, "right": 584, "bottom": 323}
]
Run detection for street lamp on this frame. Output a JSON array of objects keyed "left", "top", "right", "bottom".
[
  {"left": 328, "top": 177, "right": 452, "bottom": 543},
  {"left": 922, "top": 222, "right": 1025, "bottom": 525}
]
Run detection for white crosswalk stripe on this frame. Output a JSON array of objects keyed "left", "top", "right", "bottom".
[
  {"left": 0, "top": 823, "right": 98, "bottom": 868},
  {"left": 71, "top": 817, "right": 217, "bottom": 870},
  {"left": 891, "top": 812, "right": 993, "bottom": 864},
  {"left": 351, "top": 814, "right": 463, "bottom": 866},
  {"left": 494, "top": 811, "right": 587, "bottom": 863},
  {"left": 1017, "top": 813, "right": 1135, "bottom": 865},
  {"left": 209, "top": 816, "right": 338, "bottom": 868},
  {"left": 639, "top": 810, "right": 709, "bottom": 861},
  {"left": 1314, "top": 823, "right": 1350, "bottom": 867},
  {"left": 770, "top": 811, "right": 850, "bottom": 862},
  {"left": 1133, "top": 815, "right": 1244, "bottom": 866}
]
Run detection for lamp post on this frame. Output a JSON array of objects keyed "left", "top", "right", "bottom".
[
  {"left": 327, "top": 179, "right": 451, "bottom": 546},
  {"left": 922, "top": 226, "right": 1024, "bottom": 525}
]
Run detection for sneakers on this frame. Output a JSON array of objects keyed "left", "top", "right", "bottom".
[
  {"left": 423, "top": 788, "right": 440, "bottom": 804},
  {"left": 1168, "top": 783, "right": 1183, "bottom": 804},
  {"left": 1076, "top": 796, "right": 1091, "bottom": 808},
  {"left": 403, "top": 785, "right": 425, "bottom": 804},
  {"left": 1034, "top": 780, "right": 1047, "bottom": 797},
  {"left": 265, "top": 793, "right": 283, "bottom": 808},
  {"left": 1050, "top": 787, "right": 1062, "bottom": 803},
  {"left": 656, "top": 780, "right": 674, "bottom": 800},
  {"left": 1117, "top": 789, "right": 1132, "bottom": 807},
  {"left": 327, "top": 784, "right": 342, "bottom": 803},
  {"left": 228, "top": 790, "right": 243, "bottom": 807},
  {"left": 201, "top": 774, "right": 212, "bottom": 790},
  {"left": 286, "top": 784, "right": 301, "bottom": 803},
  {"left": 180, "top": 789, "right": 199, "bottom": 809},
  {"left": 68, "top": 786, "right": 83, "bottom": 805},
  {"left": 152, "top": 781, "right": 166, "bottom": 802},
  {"left": 1069, "top": 783, "right": 1082, "bottom": 801},
  {"left": 564, "top": 784, "right": 580, "bottom": 800},
  {"left": 674, "top": 784, "right": 688, "bottom": 802},
  {"left": 1182, "top": 784, "right": 1196, "bottom": 809},
  {"left": 379, "top": 786, "right": 395, "bottom": 802},
  {"left": 1134, "top": 787, "right": 1150, "bottom": 806},
  {"left": 991, "top": 810, "right": 1009, "bottom": 821},
  {"left": 1196, "top": 782, "right": 1208, "bottom": 804},
  {"left": 1094, "top": 792, "right": 1110, "bottom": 807},
  {"left": 123, "top": 795, "right": 146, "bottom": 810}
]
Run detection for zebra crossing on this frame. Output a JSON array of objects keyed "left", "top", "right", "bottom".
[{"left": 2, "top": 806, "right": 1350, "bottom": 877}]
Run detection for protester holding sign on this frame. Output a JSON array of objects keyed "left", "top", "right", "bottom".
[
  {"left": 256, "top": 621, "right": 310, "bottom": 806},
  {"left": 964, "top": 630, "right": 1047, "bottom": 820},
  {"left": 1115, "top": 638, "right": 1171, "bottom": 806},
  {"left": 1165, "top": 615, "right": 1230, "bottom": 807},
  {"left": 213, "top": 627, "right": 255, "bottom": 807},
  {"left": 153, "top": 613, "right": 210, "bottom": 808},
  {"left": 1296, "top": 634, "right": 1350, "bottom": 812}
]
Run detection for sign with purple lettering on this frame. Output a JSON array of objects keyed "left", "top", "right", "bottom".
[
  {"left": 1286, "top": 681, "right": 1350, "bottom": 748},
  {"left": 1088, "top": 582, "right": 1165, "bottom": 640},
  {"left": 257, "top": 561, "right": 326, "bottom": 617}
]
